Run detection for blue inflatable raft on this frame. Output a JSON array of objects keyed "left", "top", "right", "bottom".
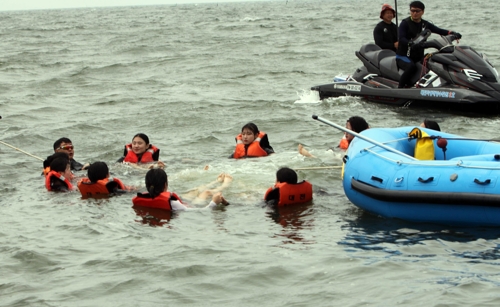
[{"left": 342, "top": 126, "right": 500, "bottom": 226}]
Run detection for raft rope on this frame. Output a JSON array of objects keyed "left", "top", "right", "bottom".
[{"left": 362, "top": 147, "right": 500, "bottom": 170}]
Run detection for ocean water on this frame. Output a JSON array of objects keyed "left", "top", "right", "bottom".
[{"left": 2, "top": 0, "right": 500, "bottom": 306}]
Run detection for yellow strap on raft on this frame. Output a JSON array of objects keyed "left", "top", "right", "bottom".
[{"left": 408, "top": 127, "right": 435, "bottom": 160}]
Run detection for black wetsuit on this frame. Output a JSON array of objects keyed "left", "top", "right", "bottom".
[
  {"left": 70, "top": 159, "right": 84, "bottom": 171},
  {"left": 373, "top": 21, "right": 398, "bottom": 52},
  {"left": 396, "top": 17, "right": 449, "bottom": 88}
]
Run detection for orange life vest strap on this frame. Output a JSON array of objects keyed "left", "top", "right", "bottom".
[
  {"left": 45, "top": 170, "right": 73, "bottom": 191},
  {"left": 123, "top": 144, "right": 159, "bottom": 163}
]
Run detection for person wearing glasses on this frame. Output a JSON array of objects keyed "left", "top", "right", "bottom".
[
  {"left": 373, "top": 4, "right": 398, "bottom": 52},
  {"left": 396, "top": 1, "right": 461, "bottom": 88},
  {"left": 53, "top": 137, "right": 89, "bottom": 171}
]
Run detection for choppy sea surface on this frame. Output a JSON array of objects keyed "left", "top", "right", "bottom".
[{"left": 2, "top": 0, "right": 500, "bottom": 306}]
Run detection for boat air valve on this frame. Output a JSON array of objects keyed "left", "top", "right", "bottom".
[{"left": 437, "top": 137, "right": 448, "bottom": 160}]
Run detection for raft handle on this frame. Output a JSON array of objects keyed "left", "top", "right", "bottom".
[
  {"left": 418, "top": 176, "right": 434, "bottom": 183},
  {"left": 371, "top": 176, "right": 383, "bottom": 183},
  {"left": 474, "top": 178, "right": 491, "bottom": 185}
]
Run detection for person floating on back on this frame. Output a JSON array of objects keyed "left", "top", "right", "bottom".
[
  {"left": 264, "top": 167, "right": 313, "bottom": 206},
  {"left": 230, "top": 122, "right": 274, "bottom": 159},
  {"left": 117, "top": 133, "right": 165, "bottom": 169},
  {"left": 132, "top": 169, "right": 229, "bottom": 211},
  {"left": 77, "top": 161, "right": 132, "bottom": 199},
  {"left": 45, "top": 153, "right": 74, "bottom": 192}
]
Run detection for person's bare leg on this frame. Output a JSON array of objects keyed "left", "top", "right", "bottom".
[
  {"left": 209, "top": 174, "right": 233, "bottom": 194},
  {"left": 298, "top": 144, "right": 315, "bottom": 158}
]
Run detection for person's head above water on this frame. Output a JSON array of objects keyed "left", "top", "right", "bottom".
[
  {"left": 53, "top": 137, "right": 75, "bottom": 160},
  {"left": 87, "top": 162, "right": 109, "bottom": 183},
  {"left": 130, "top": 133, "right": 150, "bottom": 155},
  {"left": 49, "top": 155, "right": 73, "bottom": 180},
  {"left": 240, "top": 122, "right": 260, "bottom": 145},
  {"left": 420, "top": 119, "right": 441, "bottom": 131},
  {"left": 276, "top": 167, "right": 298, "bottom": 184},
  {"left": 345, "top": 116, "right": 369, "bottom": 142},
  {"left": 145, "top": 168, "right": 168, "bottom": 198}
]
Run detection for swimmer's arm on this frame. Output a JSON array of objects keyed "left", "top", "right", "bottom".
[
  {"left": 205, "top": 193, "right": 229, "bottom": 208},
  {"left": 171, "top": 199, "right": 189, "bottom": 211}
]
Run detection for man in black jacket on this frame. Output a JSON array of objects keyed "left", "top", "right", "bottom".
[
  {"left": 373, "top": 4, "right": 398, "bottom": 52},
  {"left": 395, "top": 1, "right": 461, "bottom": 88}
]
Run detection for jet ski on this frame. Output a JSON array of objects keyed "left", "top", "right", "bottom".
[{"left": 311, "top": 31, "right": 500, "bottom": 113}]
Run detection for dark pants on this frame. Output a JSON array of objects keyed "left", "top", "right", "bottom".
[{"left": 396, "top": 59, "right": 417, "bottom": 88}]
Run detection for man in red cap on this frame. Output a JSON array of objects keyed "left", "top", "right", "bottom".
[{"left": 373, "top": 4, "right": 398, "bottom": 52}]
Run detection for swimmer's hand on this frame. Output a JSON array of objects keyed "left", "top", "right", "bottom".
[
  {"left": 82, "top": 163, "right": 90, "bottom": 170},
  {"left": 148, "top": 161, "right": 165, "bottom": 169},
  {"left": 212, "top": 192, "right": 230, "bottom": 206}
]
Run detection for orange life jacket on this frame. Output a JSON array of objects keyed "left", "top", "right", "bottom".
[
  {"left": 132, "top": 191, "right": 183, "bottom": 211},
  {"left": 77, "top": 177, "right": 126, "bottom": 198},
  {"left": 43, "top": 166, "right": 51, "bottom": 177},
  {"left": 233, "top": 131, "right": 268, "bottom": 159},
  {"left": 123, "top": 144, "right": 159, "bottom": 163},
  {"left": 45, "top": 170, "right": 73, "bottom": 192},
  {"left": 264, "top": 181, "right": 313, "bottom": 206},
  {"left": 339, "top": 137, "right": 349, "bottom": 150}
]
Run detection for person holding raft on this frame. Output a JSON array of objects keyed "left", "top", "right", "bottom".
[
  {"left": 117, "top": 133, "right": 165, "bottom": 169},
  {"left": 298, "top": 116, "right": 369, "bottom": 156},
  {"left": 338, "top": 116, "right": 369, "bottom": 150},
  {"left": 230, "top": 123, "right": 274, "bottom": 159}
]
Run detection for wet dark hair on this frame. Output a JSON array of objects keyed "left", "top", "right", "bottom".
[
  {"left": 44, "top": 152, "right": 70, "bottom": 169},
  {"left": 347, "top": 116, "right": 369, "bottom": 134},
  {"left": 87, "top": 161, "right": 109, "bottom": 183},
  {"left": 423, "top": 119, "right": 441, "bottom": 131},
  {"left": 145, "top": 168, "right": 168, "bottom": 199},
  {"left": 276, "top": 167, "right": 298, "bottom": 184},
  {"left": 410, "top": 1, "right": 425, "bottom": 10},
  {"left": 241, "top": 123, "right": 259, "bottom": 135},
  {"left": 53, "top": 137, "right": 72, "bottom": 150},
  {"left": 133, "top": 133, "right": 150, "bottom": 145},
  {"left": 50, "top": 156, "right": 70, "bottom": 173}
]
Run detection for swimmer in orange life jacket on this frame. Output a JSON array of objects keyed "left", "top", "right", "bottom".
[
  {"left": 43, "top": 152, "right": 72, "bottom": 176},
  {"left": 77, "top": 161, "right": 134, "bottom": 199},
  {"left": 338, "top": 116, "right": 369, "bottom": 150},
  {"left": 264, "top": 167, "right": 313, "bottom": 206},
  {"left": 117, "top": 133, "right": 165, "bottom": 169},
  {"left": 132, "top": 169, "right": 229, "bottom": 211},
  {"left": 45, "top": 153, "right": 75, "bottom": 192},
  {"left": 230, "top": 122, "right": 274, "bottom": 159}
]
